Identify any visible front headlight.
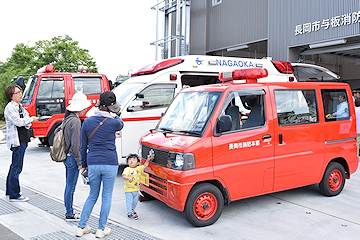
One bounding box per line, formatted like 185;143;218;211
168;153;195;170
138;142;142;159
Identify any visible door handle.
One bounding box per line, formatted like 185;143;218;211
262;135;271;139
279;134;283;144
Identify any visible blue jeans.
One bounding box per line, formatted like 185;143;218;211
78;165;118;230
63;156;79;216
125;191;139;213
6;143;27;199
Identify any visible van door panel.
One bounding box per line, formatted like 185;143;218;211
271;87;325;191
212;88;275;200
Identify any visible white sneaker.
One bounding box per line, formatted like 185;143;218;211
95;227;111;238
9;195;29;202
76;225;91;237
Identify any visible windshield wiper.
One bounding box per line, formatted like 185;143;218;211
160;127;173;136
177;130;200;136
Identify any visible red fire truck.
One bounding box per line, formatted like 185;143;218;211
16;65;111;146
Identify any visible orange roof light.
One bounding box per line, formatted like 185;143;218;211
37;65;55;73
219;68;268;83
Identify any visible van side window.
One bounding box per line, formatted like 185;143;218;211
128;84;176;111
275;89;318;125
36;79;65;116
74;77;101;95
321;89;350;121
37;79;65;99
219;91;265;133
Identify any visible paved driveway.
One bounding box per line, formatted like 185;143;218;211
0;139;359;239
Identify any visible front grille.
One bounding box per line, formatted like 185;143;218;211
142;145;169;196
147;173;168;196
142;145;169;167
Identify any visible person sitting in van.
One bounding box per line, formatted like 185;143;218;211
329;93;349;119
242;95;264;129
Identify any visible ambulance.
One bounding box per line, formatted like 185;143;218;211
138;68;358;227
18;65;111;146
109;55;295;164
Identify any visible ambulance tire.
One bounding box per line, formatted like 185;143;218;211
319;162;346;197
184;183;224;227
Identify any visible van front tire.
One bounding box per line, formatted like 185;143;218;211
184;183;224;227
319;162;345;197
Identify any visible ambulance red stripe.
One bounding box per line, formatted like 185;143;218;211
122;117;161;122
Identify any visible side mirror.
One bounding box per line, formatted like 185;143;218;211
127;100;144;112
108;80;114;90
216;115;232;133
135;93;144;99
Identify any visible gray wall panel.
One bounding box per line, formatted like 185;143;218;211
206;0;268;52
190;0;207;54
269;0;360;60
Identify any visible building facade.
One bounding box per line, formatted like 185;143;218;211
187;0;360;88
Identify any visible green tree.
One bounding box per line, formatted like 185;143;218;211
0;35;98;117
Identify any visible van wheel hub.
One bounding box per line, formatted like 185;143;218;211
193;192;218;220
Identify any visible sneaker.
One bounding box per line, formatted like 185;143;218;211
9;195;29;202
95;227;111;238
76;226;91;237
127;212;138;220
132;210;138;218
65;211;80;222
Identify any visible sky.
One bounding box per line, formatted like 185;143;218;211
0;0;159;81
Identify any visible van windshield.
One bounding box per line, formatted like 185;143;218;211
22;76;37;105
158;91;221;136
113;82;144;105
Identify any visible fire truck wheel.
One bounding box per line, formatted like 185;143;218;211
38;137;49;146
184;183;224;227
319;162;346;197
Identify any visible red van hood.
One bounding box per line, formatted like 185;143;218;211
140;131;199;152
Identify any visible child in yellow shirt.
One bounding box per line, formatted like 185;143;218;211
122;153;150;219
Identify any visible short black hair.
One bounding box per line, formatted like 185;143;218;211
126;153;140;164
353;89;360;94
4;84;21;102
355;98;360;107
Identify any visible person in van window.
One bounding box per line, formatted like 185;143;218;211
62;92;91;221
4;84;39;202
76;91;124;238
242;95;264;129
330;94;349;119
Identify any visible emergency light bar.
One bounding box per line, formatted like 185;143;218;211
132;58;184;76
78;65;88;73
37;65;55;73
219;68;268;83
271;61;294;74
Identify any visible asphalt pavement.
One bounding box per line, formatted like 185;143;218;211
0;135;360;240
